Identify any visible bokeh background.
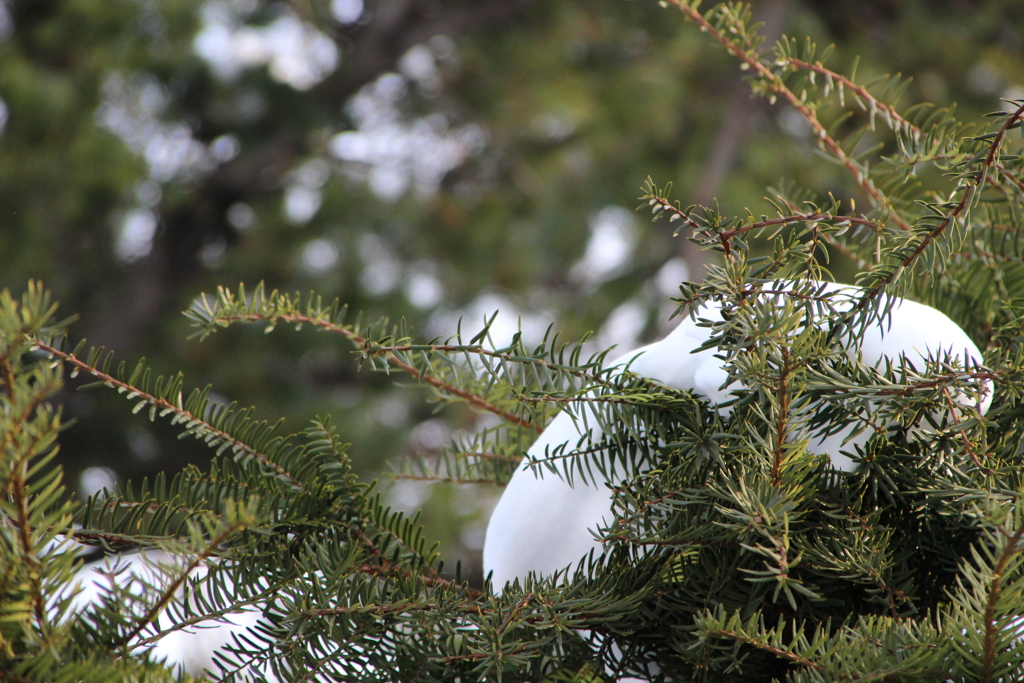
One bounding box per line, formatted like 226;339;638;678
2;0;1022;583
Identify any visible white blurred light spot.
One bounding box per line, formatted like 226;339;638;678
290;158;331;188
0;97;8;137
387;479;431;515
300;238;340;274
375;393;410;428
80;467;117;498
127;426;160;463
399;44;441;95
330;0;363;24
405;270;443;309
227;202;257;231
283;185;322;224
134;179;162;208
328;62;486;202
209;134;241;163
199;238;227;269
96;74;212;181
194;5;339;90
595;298;648;353
569;205;638;287
655;258;690;297
532;112;576;143
460;522;487;550
0;1;12;43
115;209;158;263
966;62;1002;96
411;418;450;451
358;234;402;295
368;164;409;202
777;108;812;139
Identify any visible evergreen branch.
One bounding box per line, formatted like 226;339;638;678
856;101;1024;306
306;602;486;618
454;450;524;463
131;591;273;648
771;347;792;486
720;212;882;241
940;386;990;473
515;391;678;415
665;0;911;231
981;524;1024;683
0;672;39;683
355;563;483;600
117;524;243;649
0;355;16;401
772;196;871;268
217;311;542;433
0;373;61;635
70;530;172;550
8;440;45;631
0;374;53;476
647;187;880;260
29;338;303;489
702;626;823;671
389;473;506;486
780;57;923;140
366;342;606;382
352;507;447;585
957;249;1024;263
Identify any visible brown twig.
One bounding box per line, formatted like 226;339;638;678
217;312;542;433
664;0;911;231
29;338;303;489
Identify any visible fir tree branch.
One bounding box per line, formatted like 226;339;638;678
215;311;542;433
0;672;39;683
940;386;990;473
0;373;59;636
8;444;45;632
117;524;244;650
981;524;1024;683
306;602;486;618
29;338;304;489
0;356;16;402
646;191;881;260
780;57;923;140
771;347;792;486
856;101;1024;306
702;627;823;671
356;562;483;600
665;0;911;231
390;473;506;486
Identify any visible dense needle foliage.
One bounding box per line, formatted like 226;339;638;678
4;2;1024;681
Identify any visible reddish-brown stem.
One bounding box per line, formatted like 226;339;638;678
217;312;542;433
665;0;911;231
771;347;791;486
30;338;304;489
118;525;240;649
981;524;1024;683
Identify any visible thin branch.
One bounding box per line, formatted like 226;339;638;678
781;57;923;140
216;312;542;433
772;347;791;486
389;473;506;486
856;101;1024;304
702;628;823;671
665;0;911;231
118;525;242;649
29;338;303;489
981;524;1024;683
